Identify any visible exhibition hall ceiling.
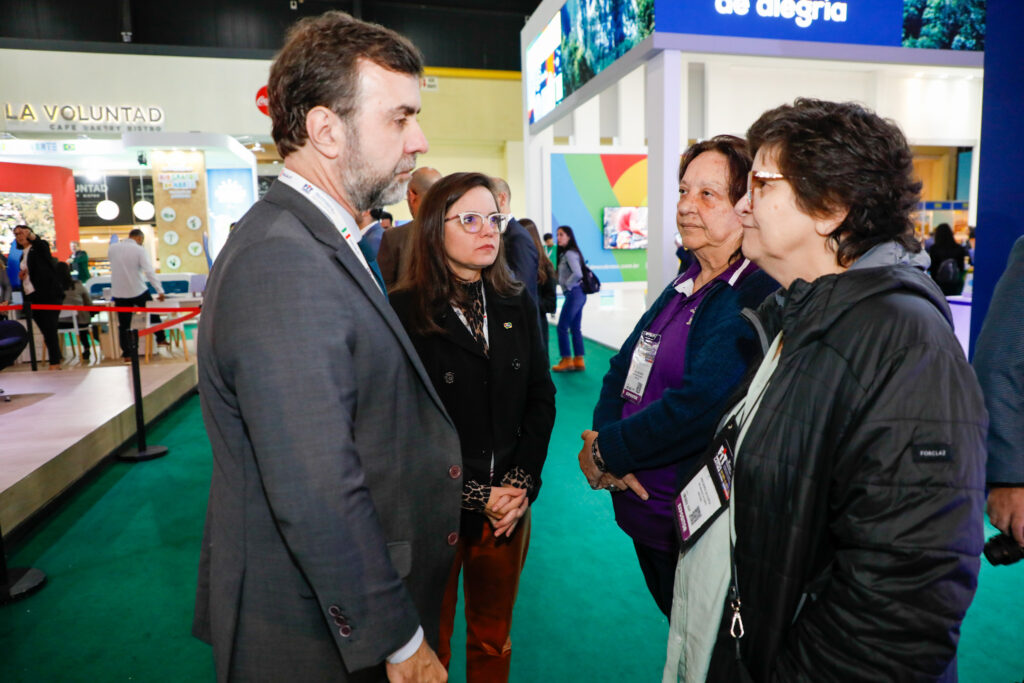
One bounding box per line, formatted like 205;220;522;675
0;0;543;71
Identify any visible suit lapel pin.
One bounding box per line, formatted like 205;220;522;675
503;322;512;329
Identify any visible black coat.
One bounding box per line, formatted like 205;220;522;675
706;264;986;682
23;238;64;304
391;284;556;537
502;218;539;307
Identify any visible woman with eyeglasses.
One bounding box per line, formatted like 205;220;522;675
390;172;555;682
577;135;777;619
663;99;986;682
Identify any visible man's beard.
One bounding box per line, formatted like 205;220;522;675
340;127;415;213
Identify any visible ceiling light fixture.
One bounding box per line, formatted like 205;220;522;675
96;174;120;221
133;167;155;221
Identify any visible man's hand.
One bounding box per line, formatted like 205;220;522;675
156;293;166;302
577;430;602;488
987;487;1024;546
386;639;447;683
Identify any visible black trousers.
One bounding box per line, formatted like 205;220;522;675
633;540;679;618
26;295;61;366
57;321;98;357
114;291;166;357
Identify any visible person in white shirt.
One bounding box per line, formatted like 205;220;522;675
107;229;167;360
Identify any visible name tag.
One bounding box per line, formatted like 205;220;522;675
621;331;661;403
674;419;737;551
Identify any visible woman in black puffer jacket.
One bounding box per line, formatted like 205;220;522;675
663;99;987;683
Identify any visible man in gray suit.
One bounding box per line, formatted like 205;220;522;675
194;11;461;682
376;166;441;288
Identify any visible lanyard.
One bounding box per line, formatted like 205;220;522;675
277;169;376;285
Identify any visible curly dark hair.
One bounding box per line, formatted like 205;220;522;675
268;11;423;157
678;134;752;205
393;172;522;335
746;98;922;266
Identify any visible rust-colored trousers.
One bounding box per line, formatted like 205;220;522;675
438;510;531;682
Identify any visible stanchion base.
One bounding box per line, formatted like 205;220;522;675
1;567;47;605
118;445;169;462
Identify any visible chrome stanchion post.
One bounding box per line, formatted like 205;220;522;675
118;329;168;462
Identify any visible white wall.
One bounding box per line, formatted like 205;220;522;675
875;71;983;145
705;60;876;137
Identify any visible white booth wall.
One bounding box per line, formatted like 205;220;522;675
534;55;983;351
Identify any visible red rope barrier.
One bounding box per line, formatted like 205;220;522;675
138;308;201;337
0;303;201;337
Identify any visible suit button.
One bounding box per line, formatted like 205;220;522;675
444;371;455;384
447;532;459;546
449;465;462;479
334;616;348;627
512;358;521;370
328;606;342;617
339;625;353;638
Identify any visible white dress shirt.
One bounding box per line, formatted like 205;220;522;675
107;239;165;298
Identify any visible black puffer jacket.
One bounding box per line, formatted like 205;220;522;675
706;263;987;682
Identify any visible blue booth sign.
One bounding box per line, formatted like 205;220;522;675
654;0;983;51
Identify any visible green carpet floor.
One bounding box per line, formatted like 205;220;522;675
2;328;1021;681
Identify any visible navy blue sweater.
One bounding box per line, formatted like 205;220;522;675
592;265;778;477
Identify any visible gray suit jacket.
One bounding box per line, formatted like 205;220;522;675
194;180;462;682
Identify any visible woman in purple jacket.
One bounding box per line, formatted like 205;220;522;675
576;136;777;616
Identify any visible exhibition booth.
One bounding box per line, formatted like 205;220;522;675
520;0;985;352
0;133;256;276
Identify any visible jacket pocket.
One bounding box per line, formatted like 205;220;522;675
387;541;413;579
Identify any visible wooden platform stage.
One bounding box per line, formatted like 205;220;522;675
0;358;198;537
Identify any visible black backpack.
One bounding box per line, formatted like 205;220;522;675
580;262;601;294
934;257;963;295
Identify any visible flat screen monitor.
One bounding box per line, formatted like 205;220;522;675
526;13;565;125
0;191;55;252
603;206;647;250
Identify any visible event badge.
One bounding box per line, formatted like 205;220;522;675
621;331;661;403
674;418;737;551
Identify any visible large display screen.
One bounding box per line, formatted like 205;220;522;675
0;192;55;251
655;0;984;51
526;0;655;125
603;206;648;249
526;14;565;124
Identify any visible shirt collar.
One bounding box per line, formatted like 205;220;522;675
673;257;753;295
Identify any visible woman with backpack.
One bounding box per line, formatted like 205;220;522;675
927;223;970;295
553;225;587;372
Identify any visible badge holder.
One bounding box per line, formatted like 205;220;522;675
673;418;737;551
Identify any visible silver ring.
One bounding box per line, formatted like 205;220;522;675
606;484;617;491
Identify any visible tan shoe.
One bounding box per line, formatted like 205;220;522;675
551;357;575;372
573;356;585;371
